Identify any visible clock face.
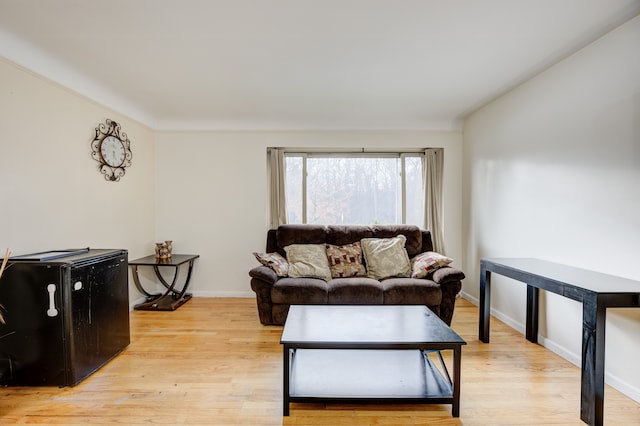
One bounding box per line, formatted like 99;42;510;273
100;136;126;167
90;119;132;181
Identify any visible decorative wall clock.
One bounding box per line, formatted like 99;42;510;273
90;119;133;181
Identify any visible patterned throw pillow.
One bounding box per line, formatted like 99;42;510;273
284;244;332;281
411;251;453;278
325;242;366;278
253;252;289;276
360;235;411;280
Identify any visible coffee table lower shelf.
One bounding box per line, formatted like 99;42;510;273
286;349;454;413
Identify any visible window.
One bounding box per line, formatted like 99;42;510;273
283;152;424;226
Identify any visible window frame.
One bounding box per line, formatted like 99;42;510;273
283;149;425;226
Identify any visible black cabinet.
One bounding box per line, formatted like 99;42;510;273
0;249;130;386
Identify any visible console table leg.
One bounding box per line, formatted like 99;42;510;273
283;345;291;416
525;286;539;343
580;297;606;426
479;264;491;342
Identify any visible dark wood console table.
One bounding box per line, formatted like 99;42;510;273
479;257;640;426
130;254;199;311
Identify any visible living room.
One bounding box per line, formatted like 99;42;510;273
1;1;639;424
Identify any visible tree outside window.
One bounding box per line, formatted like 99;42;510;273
284;153;424;226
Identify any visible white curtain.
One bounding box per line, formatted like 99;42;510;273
267;147;287;229
423;148;446;254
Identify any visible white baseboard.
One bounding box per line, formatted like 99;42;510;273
458;291;640;404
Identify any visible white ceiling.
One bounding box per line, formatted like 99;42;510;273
1;0;639;131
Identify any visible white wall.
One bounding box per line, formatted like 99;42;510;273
0;53;465;306
0;57;156;305
463;15;640;401
154;131;463;297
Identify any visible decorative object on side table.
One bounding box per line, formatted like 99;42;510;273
154;240;173;259
90;118;133;182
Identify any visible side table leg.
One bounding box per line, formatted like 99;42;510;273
580;297;606;426
153;265;179;291
131;265;157;298
154;261;195;300
177;259;196;300
479;263;491;342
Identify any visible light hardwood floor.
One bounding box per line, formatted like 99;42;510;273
0;298;638;425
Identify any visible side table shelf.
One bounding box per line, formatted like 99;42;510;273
129;254;199;311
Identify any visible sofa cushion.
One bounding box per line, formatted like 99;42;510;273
272;277;328;304
361;235;412;280
326;225;374;246
411;251;453;278
420;230;435;253
381;278;442;306
326;242;367;278
253;252;289;276
327;278;383;304
284;244;332;281
277;224;327;249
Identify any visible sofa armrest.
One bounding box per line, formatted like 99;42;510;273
249;266;279;325
249;265;278;284
430;266;464;326
431;266;465;284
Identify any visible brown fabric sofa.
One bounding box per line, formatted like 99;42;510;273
249;224;465;326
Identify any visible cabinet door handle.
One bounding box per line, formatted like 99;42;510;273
47;284;59;317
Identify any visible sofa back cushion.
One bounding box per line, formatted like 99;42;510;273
269;224;428;258
326;225;374;246
420;230;435;253
275;224;327;256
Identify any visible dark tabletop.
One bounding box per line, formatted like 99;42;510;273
483;258;640;294
129;254;199;266
281;305;465;346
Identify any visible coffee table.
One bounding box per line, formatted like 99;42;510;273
280;305;466;416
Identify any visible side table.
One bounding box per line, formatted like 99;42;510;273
129;254;199;311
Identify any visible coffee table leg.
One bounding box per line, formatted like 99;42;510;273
283;345;290;416
452;346;462;417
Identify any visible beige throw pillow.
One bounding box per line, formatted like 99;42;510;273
284;244;332;281
361;235;411;280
